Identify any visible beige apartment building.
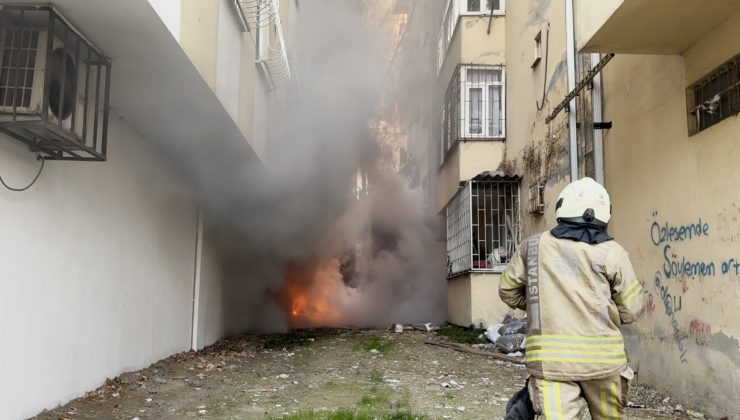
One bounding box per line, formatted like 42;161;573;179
403;0;739;417
0;1;295;418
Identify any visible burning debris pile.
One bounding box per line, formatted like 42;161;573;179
276;175;447;330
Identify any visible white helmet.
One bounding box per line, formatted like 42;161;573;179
555;177;611;225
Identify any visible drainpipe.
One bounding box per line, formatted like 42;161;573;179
190;209;204;351
591;52;605;185
565;0;578;181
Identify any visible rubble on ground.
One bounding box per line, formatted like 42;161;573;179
485;315;527;356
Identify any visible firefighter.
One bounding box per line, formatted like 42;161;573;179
500;177;645;420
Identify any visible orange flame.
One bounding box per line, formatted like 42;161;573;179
281;259;346;328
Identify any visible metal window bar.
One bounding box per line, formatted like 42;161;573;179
441;64;505;162
689;53;740;134
0;5;112;161
470;179;519;272
446;182;472;276
446;178;520;277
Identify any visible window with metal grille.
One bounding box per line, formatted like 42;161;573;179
446;173;520;277
688;53;740;135
441;64;505;163
0;29;39;109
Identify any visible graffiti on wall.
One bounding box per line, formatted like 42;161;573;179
644;211;739;364
653;271;687;363
650;213;740;279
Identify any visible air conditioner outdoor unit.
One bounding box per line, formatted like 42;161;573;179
0;5;111;161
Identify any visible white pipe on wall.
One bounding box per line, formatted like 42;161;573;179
565;0;578;181
190;210;204;351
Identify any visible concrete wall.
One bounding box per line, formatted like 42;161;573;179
600;12;740;418
177;0;274;161
436;11;507;211
148;0;182;42
574;0;622;51
437;141;505;211
180;0;220;90
504;0;571;239
216;0;244;122
447;273;519;327
0;118;200;420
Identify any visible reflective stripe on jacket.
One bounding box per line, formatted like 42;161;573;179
499;231;645;381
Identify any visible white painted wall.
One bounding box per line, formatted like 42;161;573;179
148;0;182;42
217;0;244;121
0;116;199;420
195;227;226;349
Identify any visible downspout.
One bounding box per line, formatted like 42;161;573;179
190;209;204;351
565;0;578;181
591;52;605;185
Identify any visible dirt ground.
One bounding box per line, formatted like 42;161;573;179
35;330;706;420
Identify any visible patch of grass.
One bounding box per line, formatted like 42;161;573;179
434;325;486;344
354;335;394;354
269;409;427;420
369;370;384;384
442;392;455;400
359;391;390;407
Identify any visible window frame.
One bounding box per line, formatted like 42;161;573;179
460;0;506;16
687;52;740;136
461;66;505;139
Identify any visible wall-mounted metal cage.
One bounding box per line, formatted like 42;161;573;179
446;171;520;277
0;4;111;161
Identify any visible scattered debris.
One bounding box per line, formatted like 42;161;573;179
424;340;524;364
495;333;526;353
394;324;404;333
277;374;290;379
410;323;435;332
686;410;705;419
498;320;527;336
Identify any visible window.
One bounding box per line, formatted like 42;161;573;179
437;0;505;72
532;30;542;68
463;0;504;14
688;53;740;135
441;64;505;161
446;174;520;277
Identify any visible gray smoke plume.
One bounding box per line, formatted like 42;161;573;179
203;0;446;333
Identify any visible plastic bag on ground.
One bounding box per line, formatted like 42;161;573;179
485;324;502;343
495;333;526;353
498;320;527;336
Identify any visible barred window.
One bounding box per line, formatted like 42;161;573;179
446;173;520;277
441;64;505;163
688;53;740;135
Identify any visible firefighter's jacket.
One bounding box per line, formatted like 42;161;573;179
499;231;645;381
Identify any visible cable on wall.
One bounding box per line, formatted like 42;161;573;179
0;156;45;192
536;22;550;111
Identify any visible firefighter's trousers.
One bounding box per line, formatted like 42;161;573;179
528;370;632;420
